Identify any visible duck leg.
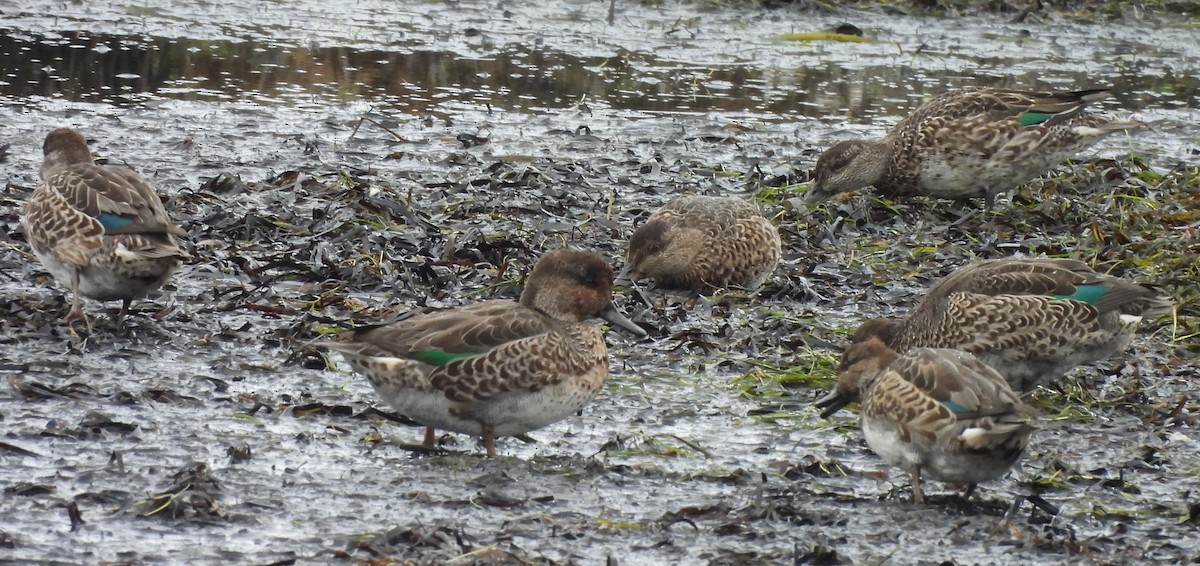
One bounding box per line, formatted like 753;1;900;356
483;426;497;457
422;426;437;449
110;298;133;334
62;270;86;323
910;468;925;504
63;270;93;334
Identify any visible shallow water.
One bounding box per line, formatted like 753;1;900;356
2;1;1198;564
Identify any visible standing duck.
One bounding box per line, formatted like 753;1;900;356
805;87;1143;207
325;248;647;457
22;128;188;326
849;258;1173;391
622;195;781;293
816;337;1036;503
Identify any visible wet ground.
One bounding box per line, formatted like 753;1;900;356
2;1;1199;564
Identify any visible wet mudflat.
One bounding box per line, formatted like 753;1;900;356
1;1;1198;564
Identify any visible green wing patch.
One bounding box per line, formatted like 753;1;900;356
942;400;970;414
412;350;478;366
1054;284;1107;305
1018;111;1052;127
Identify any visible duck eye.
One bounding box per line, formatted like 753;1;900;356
821;142;862;174
571;263;605;287
829;153;854;173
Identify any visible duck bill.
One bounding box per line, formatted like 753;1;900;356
813;389;851;419
802;186;828;203
599;303;648;338
614;264;635;286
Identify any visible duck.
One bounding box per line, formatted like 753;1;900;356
22;128;189;326
622;195;781;293
849;258;1173;391
805;87;1144;207
324;247;647;457
816;336;1036;503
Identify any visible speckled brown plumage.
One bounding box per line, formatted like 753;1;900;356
325;248;647;457
852;258;1173;391
624;195;781;292
816;337;1035;503
806;88;1143;206
22;128;188;326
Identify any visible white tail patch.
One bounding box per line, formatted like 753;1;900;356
1119;314;1143;325
113;243;139;261
959;427;988;447
350;355;411;374
375;357;411;372
1071;126;1107;137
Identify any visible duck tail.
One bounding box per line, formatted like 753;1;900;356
1066;88;1112;104
1135;285;1175;319
1094;119;1148;132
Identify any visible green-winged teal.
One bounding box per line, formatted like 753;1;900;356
325;248;647;457
850;258;1172;391
806;87;1143;207
22;128;188;326
816;336;1035;503
622;195;781;292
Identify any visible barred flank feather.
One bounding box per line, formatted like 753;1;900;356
819;337;1034;503
323;248;646;458
623;195;781;293
852;258;1173;391
22;128;187;325
807;87;1144;207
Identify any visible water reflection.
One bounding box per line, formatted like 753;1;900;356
1;29;1196;119
0;29;791;114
